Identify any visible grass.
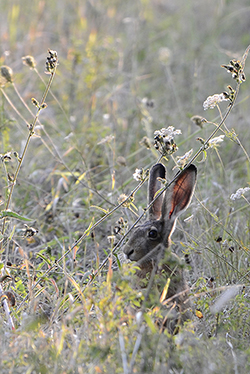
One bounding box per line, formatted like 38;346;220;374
1;0;250;373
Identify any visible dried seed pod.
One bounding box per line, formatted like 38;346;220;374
22;55;36;69
0;65;13;84
45;49;58;74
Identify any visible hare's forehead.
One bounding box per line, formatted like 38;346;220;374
132;221;162;234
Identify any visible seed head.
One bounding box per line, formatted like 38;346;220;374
45;49;58;74
139;136;151;149
23;224;38;238
158;47;172;66
31;98;39;107
40;103;48;109
0;65;13;84
153;126;181;156
22;55;36;69
190;115;207;128
221;59;246;83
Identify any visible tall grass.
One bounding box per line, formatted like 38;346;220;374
1;1;250;373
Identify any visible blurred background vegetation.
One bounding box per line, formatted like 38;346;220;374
1;0;250;373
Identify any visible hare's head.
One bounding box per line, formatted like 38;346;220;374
123;163;197;273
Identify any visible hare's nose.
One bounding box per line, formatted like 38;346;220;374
126;249;134;259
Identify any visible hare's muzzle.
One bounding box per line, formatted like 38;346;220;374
124;248;134;260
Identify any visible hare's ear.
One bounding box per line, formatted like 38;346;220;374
148;163;166;220
161;164;197;222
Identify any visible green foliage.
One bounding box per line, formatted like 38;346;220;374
1;0;250;373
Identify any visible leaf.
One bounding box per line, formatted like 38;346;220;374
83;217;95;237
160;278;170;303
106;257;113;284
36;253;52;267
198;150;207;163
111;171;115;190
90;205;108;214
195;309;203;319
113;253;121;268
144;313;157;333
75;171;86;185
8;225;16;241
0;274;12;283
0;210;33;222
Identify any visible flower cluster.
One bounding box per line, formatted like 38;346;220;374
203;93;229;110
230;187;250;201
112;217;127;236
0;152;12;162
117;193;134;208
221;59;246;84
154;126;181;156
133;167;149;182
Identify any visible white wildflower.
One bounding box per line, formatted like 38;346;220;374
203;93;229;110
0;151;12;162
230;187;250;201
158;47;172;65
208;135;225;148
141;97;154;108
117;193;128;205
176;149;193;167
133;168;143;182
133;167;148;182
154;126;181;155
103;113;110;121
154;126;182;140
107;235;116;243
97;135;115;145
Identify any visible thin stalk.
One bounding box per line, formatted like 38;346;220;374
16;176;148;311
16;47;250;315
14;83;243;312
0;88;28;133
12;72;114;206
187;82;240;167
1;71;56;239
0;52;59;329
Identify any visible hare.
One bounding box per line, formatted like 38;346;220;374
123;163;197;332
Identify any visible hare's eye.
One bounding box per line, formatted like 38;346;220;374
148;228;158;239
